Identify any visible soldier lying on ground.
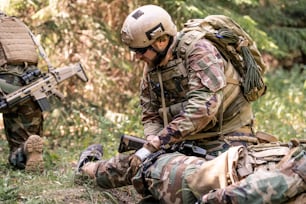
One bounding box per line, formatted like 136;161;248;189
75;139;305;203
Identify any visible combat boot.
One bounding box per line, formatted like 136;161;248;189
24;135;44;172
75;144;103;184
76;144;103;173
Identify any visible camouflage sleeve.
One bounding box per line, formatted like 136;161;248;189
140;67;164;137
158;39;226;145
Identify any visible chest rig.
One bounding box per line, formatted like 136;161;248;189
147;33;253;137
147;58;189;107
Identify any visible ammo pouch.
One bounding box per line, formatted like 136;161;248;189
247;143;290;172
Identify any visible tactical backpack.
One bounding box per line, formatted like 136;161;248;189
177;15;267;102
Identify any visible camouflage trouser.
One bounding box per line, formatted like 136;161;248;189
94;145;306;204
0;71;43;169
93;127;255;191
94;152;203;203
199;149;306;204
95;153;133;188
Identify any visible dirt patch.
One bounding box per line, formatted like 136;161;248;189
42;185;142;204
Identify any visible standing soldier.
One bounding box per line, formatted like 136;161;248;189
0;11;44;172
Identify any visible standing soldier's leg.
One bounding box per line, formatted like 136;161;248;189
4;99;44;171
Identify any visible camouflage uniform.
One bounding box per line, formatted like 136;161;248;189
141;37;254;151
80;13;265;203
76;5;305;202
0;12;44;169
82;36;287;198
89;143;306;204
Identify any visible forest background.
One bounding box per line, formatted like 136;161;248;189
0;0;305;203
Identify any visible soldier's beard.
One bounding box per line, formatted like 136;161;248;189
152;37;174;67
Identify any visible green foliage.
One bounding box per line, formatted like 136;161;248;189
0;64;303;203
253;65;305;141
3;0;304;116
244;0;306;58
151;0;276;55
0;131;140;203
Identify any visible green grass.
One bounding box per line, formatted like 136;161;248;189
0;66;305;203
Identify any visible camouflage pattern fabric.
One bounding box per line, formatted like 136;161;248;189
199;170;305;204
140;37;253;146
95;153;133;189
93;128;254;195
133;152;204;203
0;69;43;169
92;145;305;204
93;152;201;203
141;39;226;141
199;149;306;204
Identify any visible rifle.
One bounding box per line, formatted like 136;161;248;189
118;134;214;160
0;63;88;112
118;134;147;153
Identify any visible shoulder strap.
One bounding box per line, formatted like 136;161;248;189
175;29;206;63
157;70;168;127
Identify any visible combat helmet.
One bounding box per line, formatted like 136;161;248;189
121;5;177;50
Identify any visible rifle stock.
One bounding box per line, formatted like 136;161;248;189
118;134;214;160
118;134;146;153
0;63;88;112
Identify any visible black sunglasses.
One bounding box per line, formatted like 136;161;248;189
129;46;152;54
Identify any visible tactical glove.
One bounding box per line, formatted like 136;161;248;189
129;142;159;176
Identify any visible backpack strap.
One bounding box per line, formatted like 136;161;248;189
175;29;207;65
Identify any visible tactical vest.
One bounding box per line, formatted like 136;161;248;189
147;37;253;137
0;15;38;67
148;58;188;107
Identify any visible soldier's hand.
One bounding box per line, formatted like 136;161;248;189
129;142;158;176
146;135;161;150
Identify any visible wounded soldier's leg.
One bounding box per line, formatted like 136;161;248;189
132;152;207;203
95;153;134;188
199;149;306;204
76;144;134;189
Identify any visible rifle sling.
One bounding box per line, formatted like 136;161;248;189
157;70;168;127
